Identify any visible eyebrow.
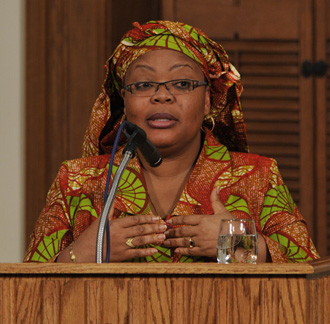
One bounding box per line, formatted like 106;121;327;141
132;63;194;72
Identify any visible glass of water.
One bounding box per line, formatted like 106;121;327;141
217;218;258;264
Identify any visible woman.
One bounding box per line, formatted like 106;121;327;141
24;20;319;263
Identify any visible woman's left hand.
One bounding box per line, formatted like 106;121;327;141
163;187;233;258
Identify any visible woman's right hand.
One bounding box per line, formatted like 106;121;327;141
56;214;167;263
109;215;167;262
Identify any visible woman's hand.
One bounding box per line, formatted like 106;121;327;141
57;212;167;263
109;215;167;262
163;187;232;258
163;188;269;262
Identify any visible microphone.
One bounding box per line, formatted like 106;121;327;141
124;121;162;167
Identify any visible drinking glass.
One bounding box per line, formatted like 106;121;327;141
217;218;258;264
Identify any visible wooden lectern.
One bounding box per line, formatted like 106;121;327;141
0;258;329;323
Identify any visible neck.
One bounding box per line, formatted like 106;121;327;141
138;135;202;179
140;150;198;218
138;134;204;218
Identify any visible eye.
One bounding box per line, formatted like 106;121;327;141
134;82;153;91
172;80;193;90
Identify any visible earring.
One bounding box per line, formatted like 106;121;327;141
202;115;215;132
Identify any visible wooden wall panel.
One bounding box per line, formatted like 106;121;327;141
25;0;109;248
25;1;49;250
314;0;330;256
162;0;299;40
64;1;110;160
299;0;316;252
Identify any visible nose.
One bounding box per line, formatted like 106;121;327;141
151;84;174;103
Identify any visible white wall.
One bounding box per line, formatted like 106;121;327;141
0;0;25;262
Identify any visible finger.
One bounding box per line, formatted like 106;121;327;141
107;203;116;218
163;237;195;248
120;214;164;228
126;247;159;259
210;187;231;215
173;247;198;256
126;233;166;248
128;223;167;239
166;214;201;227
164;225;195;238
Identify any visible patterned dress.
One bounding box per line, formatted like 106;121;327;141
24;133;319;263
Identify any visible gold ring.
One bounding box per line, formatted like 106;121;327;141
126;238;136;248
189;238;195;248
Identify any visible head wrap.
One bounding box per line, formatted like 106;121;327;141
82;20;248;157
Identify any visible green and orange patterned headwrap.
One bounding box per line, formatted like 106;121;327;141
82;20;248;157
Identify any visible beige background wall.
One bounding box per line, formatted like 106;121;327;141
0;0;24;262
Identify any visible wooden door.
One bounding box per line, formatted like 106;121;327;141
160;0;328;255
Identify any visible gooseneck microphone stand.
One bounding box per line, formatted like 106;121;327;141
95;136;137;264
95;122;162;263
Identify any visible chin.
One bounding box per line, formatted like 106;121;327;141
148;137;177;152
152;140;176;150
145;131;176;146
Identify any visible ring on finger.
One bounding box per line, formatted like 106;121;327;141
126;237;136;248
189;238;195;248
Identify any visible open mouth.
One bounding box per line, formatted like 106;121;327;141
147;113;178;128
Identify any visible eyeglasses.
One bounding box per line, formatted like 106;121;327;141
123;79;208;96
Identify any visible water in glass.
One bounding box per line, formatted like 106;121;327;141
217;219;258;264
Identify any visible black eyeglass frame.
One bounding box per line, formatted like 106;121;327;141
123;79;209;95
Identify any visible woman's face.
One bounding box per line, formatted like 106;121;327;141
121;49;210;157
